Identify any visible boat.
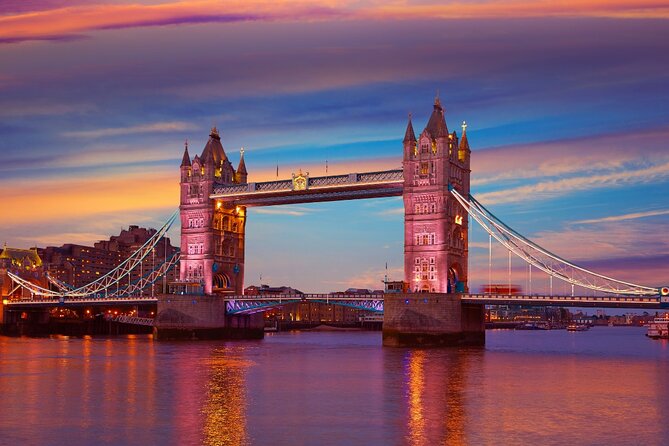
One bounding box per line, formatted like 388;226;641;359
567;323;590;331
516;321;551;330
646;317;669;339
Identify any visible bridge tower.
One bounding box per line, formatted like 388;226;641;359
385;97;481;347
179;128;246;295
402;97;471;293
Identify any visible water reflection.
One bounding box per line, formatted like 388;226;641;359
403;348;475;446
406;350;426;444
201;347;252;446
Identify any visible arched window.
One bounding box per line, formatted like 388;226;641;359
422;204;428;214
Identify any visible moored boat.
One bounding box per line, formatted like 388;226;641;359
567;323;590;332
646;317;669;339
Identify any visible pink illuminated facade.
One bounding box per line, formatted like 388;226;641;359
179;128;247;294
402;98;470;293
178;99;470;296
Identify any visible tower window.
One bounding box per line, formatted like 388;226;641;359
420;162;429;175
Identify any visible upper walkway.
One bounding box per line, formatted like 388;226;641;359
210;169;404;206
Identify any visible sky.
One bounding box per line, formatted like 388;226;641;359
1;0;668;293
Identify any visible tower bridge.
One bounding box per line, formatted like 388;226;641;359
3;97;667;343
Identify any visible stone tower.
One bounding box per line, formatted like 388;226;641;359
402;98;471;293
179;128;247;295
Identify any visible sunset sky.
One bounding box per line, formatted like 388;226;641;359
1;0;668;293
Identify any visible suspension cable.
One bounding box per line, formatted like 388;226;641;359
449;186;660;296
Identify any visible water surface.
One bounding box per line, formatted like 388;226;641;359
1;327;667;445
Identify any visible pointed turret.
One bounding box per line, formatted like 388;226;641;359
201;126;227;166
236;147;248;183
181;141;191;167
459;121;469;151
457;121;470;163
424;95;449;139
237;148;247;175
403;114;416;143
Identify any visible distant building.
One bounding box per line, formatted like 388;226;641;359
38;226;179;290
244;284;303;295
0;245;47;299
385;280;408;293
245;284;378;324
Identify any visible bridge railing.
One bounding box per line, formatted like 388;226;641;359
227;293;384;301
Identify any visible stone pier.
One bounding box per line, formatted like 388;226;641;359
382;293;485;347
0;305;52;336
153;294;264;340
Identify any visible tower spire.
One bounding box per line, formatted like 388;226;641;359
425;92;448;138
237;147;247;174
180;140;191;167
403;112;416;143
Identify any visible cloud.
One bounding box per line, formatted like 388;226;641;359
574;209;669;225
62;121;197;138
252;206;314;216
376;207;404;216
2;0;669;44
0;170;178;227
326;266;404;291
472;127;669;187
0;102;97;118
15;232;111;246
475;159;669;205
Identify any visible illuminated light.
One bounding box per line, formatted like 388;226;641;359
2;299;8;305
455;215;463;225
661;287;669;296
216;201;222;209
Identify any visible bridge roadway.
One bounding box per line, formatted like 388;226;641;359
6;293;667;310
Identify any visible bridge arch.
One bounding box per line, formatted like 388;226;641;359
214;273;231;290
448;263;463;293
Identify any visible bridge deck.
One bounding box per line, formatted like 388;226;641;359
210;169;403;206
462;293;667;309
5;293;665;309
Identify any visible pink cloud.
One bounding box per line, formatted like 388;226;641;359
2;0;668;44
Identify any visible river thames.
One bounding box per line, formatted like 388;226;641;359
1;327;667;445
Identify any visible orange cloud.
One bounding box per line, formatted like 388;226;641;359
0;0;345;43
0;171;179;225
0;156;401;228
2;0;668;43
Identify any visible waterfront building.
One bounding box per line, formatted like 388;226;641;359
38;226;179;289
244;284;378;325
0;245;47;299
